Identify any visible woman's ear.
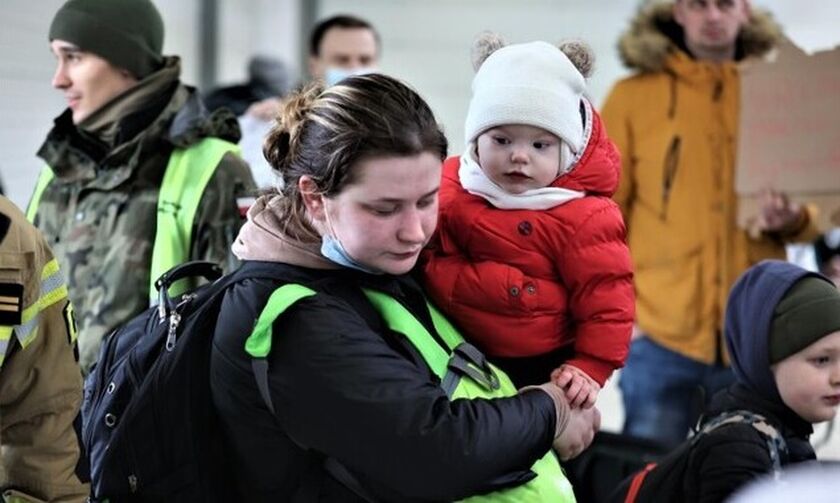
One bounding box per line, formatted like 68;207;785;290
299;175;326;222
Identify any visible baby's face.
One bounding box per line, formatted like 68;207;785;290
773;330;840;423
475;125;561;194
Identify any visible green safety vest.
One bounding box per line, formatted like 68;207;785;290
244;284;577;503
25;137;240;301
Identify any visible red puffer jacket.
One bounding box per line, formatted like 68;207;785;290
422;111;634;385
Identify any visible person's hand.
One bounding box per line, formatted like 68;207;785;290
551;364;601;409
757;189;805;234
518;382;600;461
245;97;283;121
553;404;600;461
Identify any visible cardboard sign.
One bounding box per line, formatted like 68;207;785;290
736;39;840;231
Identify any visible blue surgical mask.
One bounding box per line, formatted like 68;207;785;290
324;66;375;87
320;234;383;274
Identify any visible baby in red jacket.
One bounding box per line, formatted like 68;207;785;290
422;33;635;408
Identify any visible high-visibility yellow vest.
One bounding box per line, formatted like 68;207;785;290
25;138;240;301
245;284;577;502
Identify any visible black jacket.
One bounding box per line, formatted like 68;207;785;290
687;384;816;502
614;383;815;503
210;261;557;502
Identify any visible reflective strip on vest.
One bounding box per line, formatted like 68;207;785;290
26;166;55;223
15;258;69;349
25;138;240;302
0;258;70;369
150;138;240;300
0;326;12;368
248;285;577;503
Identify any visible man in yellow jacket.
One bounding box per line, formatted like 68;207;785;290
602;0;820;447
0;196;86;502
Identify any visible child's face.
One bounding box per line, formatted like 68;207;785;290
475;125;561;194
773;330;840;423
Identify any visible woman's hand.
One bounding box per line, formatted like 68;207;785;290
519;382;600;461
757;189;806;234
553;404;600;460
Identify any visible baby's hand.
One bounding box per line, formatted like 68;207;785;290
551;364;601;409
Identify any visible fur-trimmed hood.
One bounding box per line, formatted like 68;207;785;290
617;1;783;72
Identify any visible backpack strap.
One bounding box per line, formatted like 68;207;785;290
244;283;316;415
150;138;240;301
241;281;380;502
624;463;657;503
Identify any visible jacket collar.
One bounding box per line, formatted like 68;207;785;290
36;57;241;190
617;1;782;74
77;57;181;149
708;383;814;447
233;195;423;302
232;194;338;270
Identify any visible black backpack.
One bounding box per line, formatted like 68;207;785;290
81;261;291;502
609;410;788;503
563;431;670;503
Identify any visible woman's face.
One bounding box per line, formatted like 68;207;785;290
310;152;442;275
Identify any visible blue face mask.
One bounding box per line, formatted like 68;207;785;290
320;234;383;275
324;66;375;87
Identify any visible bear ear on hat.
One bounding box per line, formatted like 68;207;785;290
558;39;595;78
471;31;506;72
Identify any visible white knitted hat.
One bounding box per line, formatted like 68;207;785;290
464;39;589;154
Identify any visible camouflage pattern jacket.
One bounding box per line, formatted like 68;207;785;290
32;58;256;372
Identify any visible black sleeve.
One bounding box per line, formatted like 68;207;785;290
269;294;557;502
693;427;774;503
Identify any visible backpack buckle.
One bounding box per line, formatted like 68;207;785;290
449;342;501;391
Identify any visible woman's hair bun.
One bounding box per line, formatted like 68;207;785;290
263;82;323;173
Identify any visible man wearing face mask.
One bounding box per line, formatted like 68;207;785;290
237;15;379;191
246;14;380;122
239;15;381;190
307;15;380;86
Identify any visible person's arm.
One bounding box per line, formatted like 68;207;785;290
556;201;635;386
270;294;558;502
601;83;636;223
191;152;257;272
694;431;774;503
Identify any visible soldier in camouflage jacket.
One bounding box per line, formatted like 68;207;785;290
31;0;256;372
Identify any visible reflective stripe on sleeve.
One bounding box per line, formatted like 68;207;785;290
14;258;69;348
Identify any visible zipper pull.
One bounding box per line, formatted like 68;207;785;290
165;312;181;351
128;474;138;493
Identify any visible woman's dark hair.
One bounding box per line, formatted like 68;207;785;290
263;73;448;241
